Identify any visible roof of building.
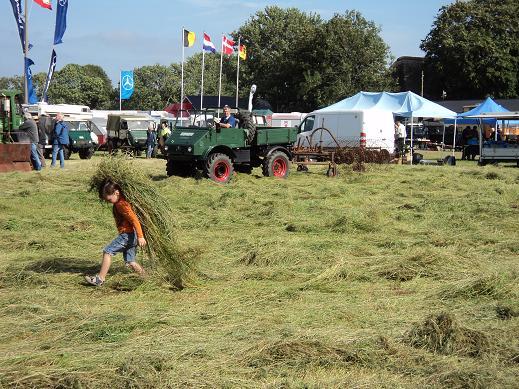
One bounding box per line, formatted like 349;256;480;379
186;95;248;110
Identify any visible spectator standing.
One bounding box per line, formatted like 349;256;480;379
19;112;41;171
146;123;157;159
51;113;69;168
159;121;171;153
394;121;406;156
36;114;49;167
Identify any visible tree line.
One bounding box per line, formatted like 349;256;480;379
1;2;517;111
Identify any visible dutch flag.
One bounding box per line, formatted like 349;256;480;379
203;33;216;53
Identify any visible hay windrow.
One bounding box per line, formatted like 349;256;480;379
89;156;197;288
404;313;491;358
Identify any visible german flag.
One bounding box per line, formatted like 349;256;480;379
239;44;247;60
183;29;195;48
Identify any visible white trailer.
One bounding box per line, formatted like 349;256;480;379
271;112;306;128
297;109;395;153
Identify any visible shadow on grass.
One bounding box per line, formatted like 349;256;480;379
150;174;168;181
24;257;99;274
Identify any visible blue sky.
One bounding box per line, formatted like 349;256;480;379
0;0;453;83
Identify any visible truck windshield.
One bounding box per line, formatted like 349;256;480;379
65;121;90;131
127;121;149;130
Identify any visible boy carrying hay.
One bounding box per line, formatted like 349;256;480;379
85;180;146;286
88;157;195;289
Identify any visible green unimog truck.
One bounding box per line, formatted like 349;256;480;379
23;103;99;160
165;110;299;183
0;90;24;142
106;113;154;155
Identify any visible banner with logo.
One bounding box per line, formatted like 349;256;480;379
25;58;38;104
42;49;57;102
9;0;26;51
120;71;134;100
54;0;68;45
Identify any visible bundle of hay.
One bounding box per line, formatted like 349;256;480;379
404;313;490;358
89;156;196;288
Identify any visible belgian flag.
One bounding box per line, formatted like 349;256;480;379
183;29;196;48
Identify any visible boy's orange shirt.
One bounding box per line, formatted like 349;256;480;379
113;198;144;238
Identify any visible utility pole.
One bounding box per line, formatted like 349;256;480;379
421;70;424;97
23;0;29;104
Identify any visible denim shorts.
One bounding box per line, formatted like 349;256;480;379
103;232;137;263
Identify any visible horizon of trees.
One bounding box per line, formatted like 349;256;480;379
2;2;517;110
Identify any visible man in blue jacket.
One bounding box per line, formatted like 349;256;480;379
51;113;69;168
218;105;236;128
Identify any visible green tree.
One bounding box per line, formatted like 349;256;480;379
234;7;322;111
48;64;114;108
234;6;394;111
122;64;179;111
421;0;519;99
0;76;23;91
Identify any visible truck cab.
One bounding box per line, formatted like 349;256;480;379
106;114;154;154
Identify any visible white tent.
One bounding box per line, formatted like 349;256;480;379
317;91;457;163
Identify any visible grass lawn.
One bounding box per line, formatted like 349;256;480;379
0;154;518;388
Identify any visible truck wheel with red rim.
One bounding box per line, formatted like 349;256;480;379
206;153;234;183
262;151;290;178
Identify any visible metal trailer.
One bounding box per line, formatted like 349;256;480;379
465;112;519;166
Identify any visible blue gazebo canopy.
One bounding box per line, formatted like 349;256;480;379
445;97;509;125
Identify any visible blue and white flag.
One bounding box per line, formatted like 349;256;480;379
42;49;57;103
120;71;134;100
54;0;68;45
9;0;26;51
203;33;216;53
25;58;38;104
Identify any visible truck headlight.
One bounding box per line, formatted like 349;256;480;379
187;147;192;152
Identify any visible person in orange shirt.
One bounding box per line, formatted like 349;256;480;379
85;180;146;286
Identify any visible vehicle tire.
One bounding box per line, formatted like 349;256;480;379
262;151;290;178
205;153;233;183
79;148;94;159
237;111;256;144
44;149;52;159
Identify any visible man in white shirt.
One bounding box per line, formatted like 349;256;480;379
395;121;406;156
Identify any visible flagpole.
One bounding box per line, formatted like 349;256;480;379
181;27;185;117
235;37;241;108
23;0;29;104
201;38;205;110
218;34;224;109
119;70;122;111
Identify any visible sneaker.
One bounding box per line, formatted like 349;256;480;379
84;274;104;286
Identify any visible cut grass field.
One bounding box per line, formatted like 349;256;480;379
0;152;518;388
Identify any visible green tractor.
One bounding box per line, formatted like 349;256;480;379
165;109;298;183
0;90;24;143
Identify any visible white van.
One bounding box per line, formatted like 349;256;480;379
297;109;395;153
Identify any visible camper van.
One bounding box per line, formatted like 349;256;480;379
297;109;395;153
